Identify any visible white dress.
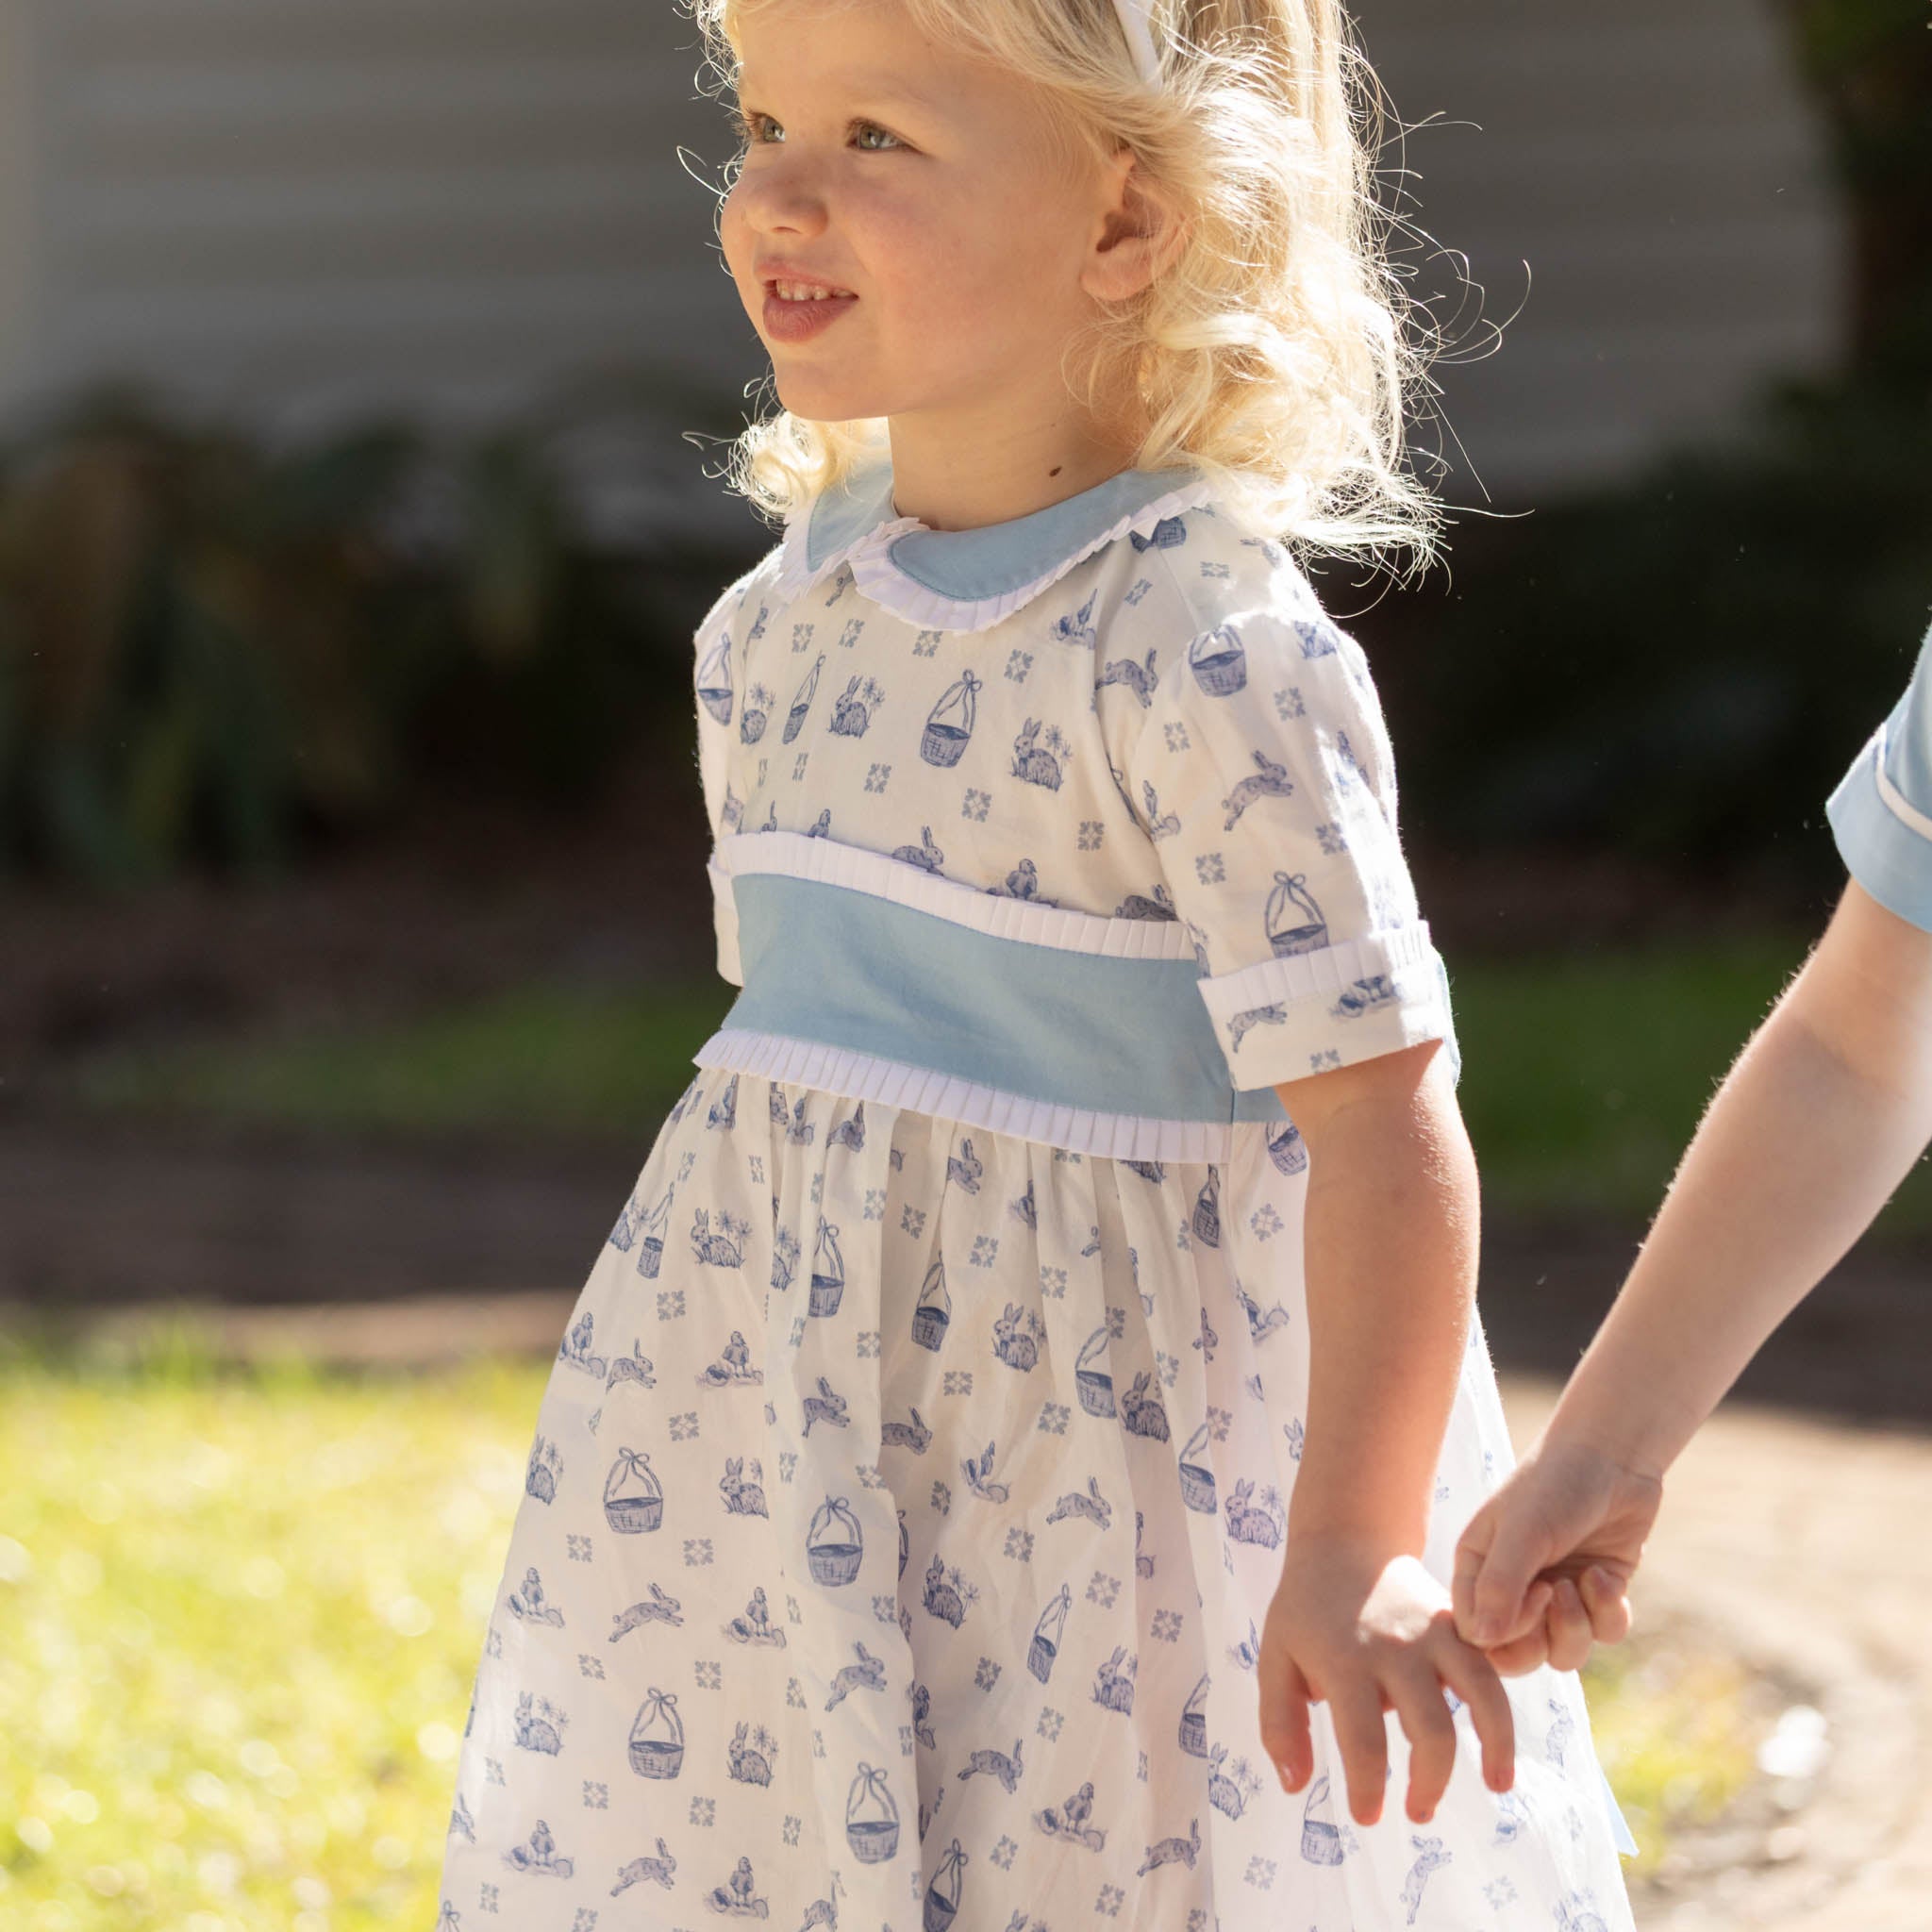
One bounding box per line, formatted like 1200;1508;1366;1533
436;457;1640;1932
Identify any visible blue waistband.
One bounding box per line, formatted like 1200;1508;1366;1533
720;872;1287;1127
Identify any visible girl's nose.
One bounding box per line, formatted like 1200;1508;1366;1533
746;187;830;237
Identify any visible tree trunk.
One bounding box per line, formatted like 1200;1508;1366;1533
1774;0;1932;380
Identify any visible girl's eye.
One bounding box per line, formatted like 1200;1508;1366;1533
735;111;903;153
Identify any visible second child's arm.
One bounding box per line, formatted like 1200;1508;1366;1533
1258;1038;1529;1825
1458;877;1932;1654
1554;877;1932;1475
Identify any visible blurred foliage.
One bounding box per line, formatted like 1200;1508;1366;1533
0;375;764;885
2;350;1925;895
1371;367;1932;893
1772;0;1932;372
0;1324;1758;1925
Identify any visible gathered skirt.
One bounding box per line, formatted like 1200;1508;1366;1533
435;1065;1637;1932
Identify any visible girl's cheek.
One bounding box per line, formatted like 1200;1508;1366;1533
716;196;751;275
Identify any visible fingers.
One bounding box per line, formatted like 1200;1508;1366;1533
1449;1504;1493;1640
1579;1562;1635;1644
1482;1622;1555;1677
1283;1625;1536;1827
1429;1638;1517;1796
1257;1645;1315;1793
1454;1505;1554;1649
1469;1574;1555;1674
1385;1663;1459;1824
1542;1574;1595;1673
1460;1574;1557;1676
1329;1681;1393;1826
1393;1624;1511;1818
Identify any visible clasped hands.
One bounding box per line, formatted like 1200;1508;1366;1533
1257;1436;1663;1826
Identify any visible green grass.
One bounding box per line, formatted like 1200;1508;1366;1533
0;1328;537;1930
58;932;1932;1229
0;1325;1757;1926
69;980;740;1145
1451;934;1932;1231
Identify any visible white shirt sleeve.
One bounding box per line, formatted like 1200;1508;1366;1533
1111;598;1458;1091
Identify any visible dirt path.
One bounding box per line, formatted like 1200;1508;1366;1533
1498;1373;1932;1931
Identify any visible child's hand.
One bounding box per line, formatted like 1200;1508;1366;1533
1258;1534;1519;1827
1451;1433;1662;1674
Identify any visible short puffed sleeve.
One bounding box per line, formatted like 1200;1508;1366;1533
692;569;764;987
1825;618;1932;934
1113;599;1458;1091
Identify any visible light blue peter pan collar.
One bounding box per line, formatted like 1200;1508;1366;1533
770;454;1220;635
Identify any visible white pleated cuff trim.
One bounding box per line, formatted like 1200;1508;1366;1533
691;1025;1247;1164
712;829;1199;959
766;476;1223;635
1197;923;1452;1087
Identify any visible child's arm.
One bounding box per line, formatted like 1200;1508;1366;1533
1259;1036;1533;1825
1455;875;1932;1657
1100;592;1521;1816
1279;1039;1477;1555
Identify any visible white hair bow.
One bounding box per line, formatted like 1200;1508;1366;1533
1111;0;1162;84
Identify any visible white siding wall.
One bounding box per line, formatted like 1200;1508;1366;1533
1360;2;1845;500
0;0;1847;512
0;1;41;392
5;0;756;440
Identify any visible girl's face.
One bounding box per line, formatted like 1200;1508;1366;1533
719;0;1138;441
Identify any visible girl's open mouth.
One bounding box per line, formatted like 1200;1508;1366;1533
762;285;859;345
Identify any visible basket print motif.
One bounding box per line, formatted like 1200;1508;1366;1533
436;474;1637;1932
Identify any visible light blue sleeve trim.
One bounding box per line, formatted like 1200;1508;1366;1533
1593;1754;1641;1857
1826;621;1932;931
1880;620;1932;811
1825;721;1932;934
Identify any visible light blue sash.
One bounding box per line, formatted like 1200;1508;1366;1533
720;872;1287;1127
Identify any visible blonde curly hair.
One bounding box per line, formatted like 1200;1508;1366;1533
686;0;1458;580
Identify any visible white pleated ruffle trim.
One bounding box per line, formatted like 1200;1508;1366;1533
712;828;1198;959
766;475;1223;635
1196;919;1445;1031
691;1024;1253;1164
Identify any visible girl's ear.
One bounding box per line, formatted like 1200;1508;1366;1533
1085;149;1187;303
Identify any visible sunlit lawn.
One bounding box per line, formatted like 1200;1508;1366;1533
0;1332;532;1931
0;1325;1764;1929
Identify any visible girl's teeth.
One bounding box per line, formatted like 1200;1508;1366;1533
776;282;851;302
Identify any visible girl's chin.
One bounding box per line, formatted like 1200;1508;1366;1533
772;376;888;421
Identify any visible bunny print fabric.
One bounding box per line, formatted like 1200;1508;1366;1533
437;458;1639;1932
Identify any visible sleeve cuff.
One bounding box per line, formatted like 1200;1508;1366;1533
1195;921;1460;1091
1825;722;1932;936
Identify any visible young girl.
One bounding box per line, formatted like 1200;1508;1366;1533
437;2;1638;1926
1452;614;1932;1690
